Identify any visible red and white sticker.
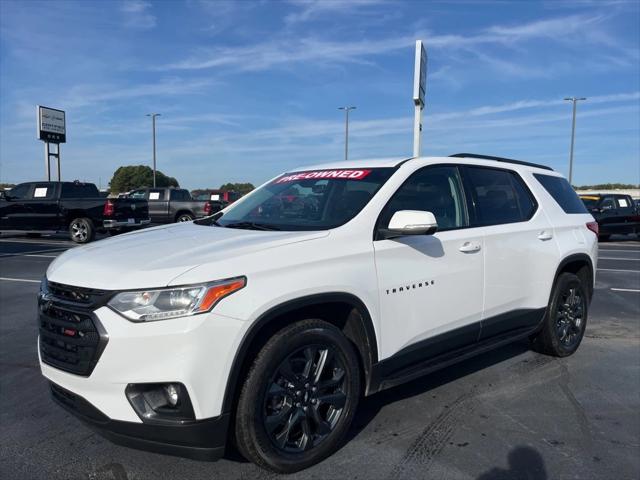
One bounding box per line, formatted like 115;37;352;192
275;169;372;184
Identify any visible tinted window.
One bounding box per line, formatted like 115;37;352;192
379;166;468;231
32;183;55;199
600;197;615;210
216;168;394;231
147;189;165;201
61;183;99;198
170;189;191;201
466;167;536;225
7;183;31;199
534;174;588;214
580;196;600;209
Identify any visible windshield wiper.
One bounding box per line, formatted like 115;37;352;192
224;221;280;231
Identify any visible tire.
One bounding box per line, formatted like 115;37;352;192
530;272;588;357
598;234;610;242
235;319;361;473
175;213;194;223
69;218;95;244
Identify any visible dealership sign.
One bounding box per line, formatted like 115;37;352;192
37;106;66;143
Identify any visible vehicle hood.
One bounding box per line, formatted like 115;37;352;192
46;223;329;290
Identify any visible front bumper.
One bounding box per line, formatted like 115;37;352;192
50;382;229;460
103;219;151;229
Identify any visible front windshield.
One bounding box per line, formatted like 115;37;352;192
216;168;394;231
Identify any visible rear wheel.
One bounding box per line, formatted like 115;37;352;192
176;213;194;222
531;272;588;357
69;218;95;243
235;319;361;473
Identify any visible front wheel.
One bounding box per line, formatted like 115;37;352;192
69;218;95;243
235;319;361;473
530;272;588;357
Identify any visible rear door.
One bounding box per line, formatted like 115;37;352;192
461;166;559;340
131;189;167;223
614;195;636;234
374;165;484;363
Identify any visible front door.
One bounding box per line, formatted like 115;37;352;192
373;165;483;364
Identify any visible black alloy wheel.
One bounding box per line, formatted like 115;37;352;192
235;319;361;473
554;285;585;349
263;344;347;453
530;272;588;357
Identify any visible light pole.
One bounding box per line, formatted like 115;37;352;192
338;106;356;161
146;113;161;187
564;97;586;185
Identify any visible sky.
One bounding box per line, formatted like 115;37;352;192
0;0;639;190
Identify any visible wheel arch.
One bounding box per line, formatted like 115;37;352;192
554;253;594;301
221;292;379;415
174;210;195;221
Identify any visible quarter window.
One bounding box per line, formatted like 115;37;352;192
465;167;536;226
534;174;588;214
379;166;469;232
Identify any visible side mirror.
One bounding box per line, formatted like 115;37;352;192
380;210;438;239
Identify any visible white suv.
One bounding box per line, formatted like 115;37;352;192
38;154;598;472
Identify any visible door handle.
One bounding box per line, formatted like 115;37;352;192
459;241;481;253
537;231;553;241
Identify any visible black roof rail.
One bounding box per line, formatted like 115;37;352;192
449;153;553;171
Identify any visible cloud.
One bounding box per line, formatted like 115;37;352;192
284;0;386;25
121;0;157;29
156;12;626;74
59;78;215;109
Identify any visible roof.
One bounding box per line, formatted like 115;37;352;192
293;157;411;171
292;154;554;173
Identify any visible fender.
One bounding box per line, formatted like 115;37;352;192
220;292;379;414
554;253;595;300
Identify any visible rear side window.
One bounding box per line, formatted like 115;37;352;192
465;167;537;226
61;183;99;198
534;174;588;214
170;190;191;201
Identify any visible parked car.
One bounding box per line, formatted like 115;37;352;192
0;181;149;243
579;193;640;240
126;187;220;224
39;154;597;472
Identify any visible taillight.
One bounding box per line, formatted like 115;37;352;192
586;221;599;236
204;202;212;216
103;200;115;217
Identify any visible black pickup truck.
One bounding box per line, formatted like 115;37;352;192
127;187;220;224
580;193;640;240
0;181;150;243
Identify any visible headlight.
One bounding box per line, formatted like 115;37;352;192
107;277;246;322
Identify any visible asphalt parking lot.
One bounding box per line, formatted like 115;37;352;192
0;233;638;480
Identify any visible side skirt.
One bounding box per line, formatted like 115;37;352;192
368;307;545;394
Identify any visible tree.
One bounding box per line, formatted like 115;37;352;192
574;183;639;190
109;165;179;194
219;182;255;194
0;183;16;190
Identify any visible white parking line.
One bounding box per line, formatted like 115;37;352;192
0;249;67;258
598;257;640;261
611;288;640;293
597;268;640;273
0;277;40;283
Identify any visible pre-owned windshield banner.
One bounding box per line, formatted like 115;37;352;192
275;169;372;183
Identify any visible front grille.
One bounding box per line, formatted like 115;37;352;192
39;281;110;376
